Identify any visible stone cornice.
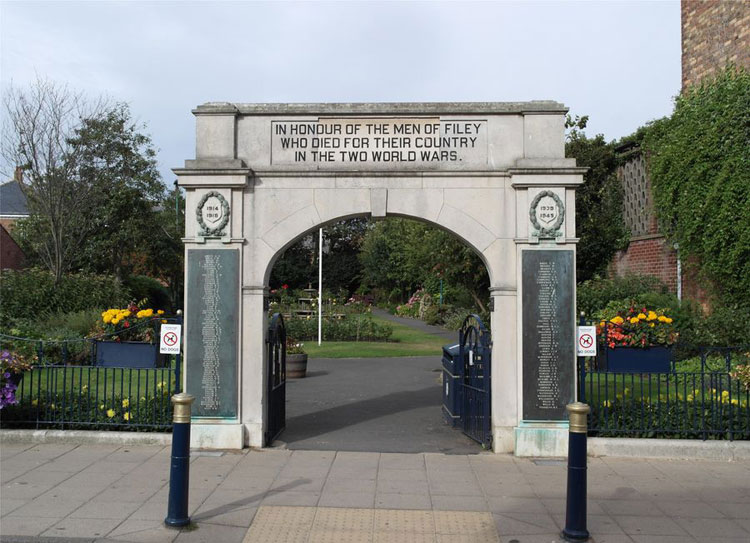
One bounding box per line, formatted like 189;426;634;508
193;101;568;116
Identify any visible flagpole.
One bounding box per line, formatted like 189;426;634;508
318;227;323;346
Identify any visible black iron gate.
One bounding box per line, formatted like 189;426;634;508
459;314;492;447
265;313;286;446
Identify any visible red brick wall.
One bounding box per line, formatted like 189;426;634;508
610;236;679;292
682;0;750;89
0;224;25;270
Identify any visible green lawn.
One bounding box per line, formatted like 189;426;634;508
303;314;450;358
16;365;178;398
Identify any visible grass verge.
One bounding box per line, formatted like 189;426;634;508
303;314;448;358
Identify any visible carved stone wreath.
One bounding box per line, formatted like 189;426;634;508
196;191;230;237
529;190;565;238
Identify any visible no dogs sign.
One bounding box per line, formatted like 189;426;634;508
576;326;597;357
160;324;182;355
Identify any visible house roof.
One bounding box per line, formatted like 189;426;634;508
0;181;29;216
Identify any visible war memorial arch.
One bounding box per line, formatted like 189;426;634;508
174;102;585;456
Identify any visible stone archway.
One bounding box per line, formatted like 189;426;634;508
175;102;584;456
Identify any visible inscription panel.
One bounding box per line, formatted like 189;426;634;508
186;249;239;418
271;117;488;169
522;250;575;420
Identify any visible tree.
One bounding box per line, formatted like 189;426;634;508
67;104;164;278
565;116;629;282
359;218;490;311
1;78;108;280
270;219;368;295
642;65;750;308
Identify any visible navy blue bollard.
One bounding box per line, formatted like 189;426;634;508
165;393;194;528
562;402;591;542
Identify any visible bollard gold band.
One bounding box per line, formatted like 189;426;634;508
566;402;590;434
171;393;195;424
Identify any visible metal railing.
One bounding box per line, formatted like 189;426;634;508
0;317;182;431
579;346;750;440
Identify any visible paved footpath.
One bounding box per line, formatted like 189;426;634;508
2;442;750;542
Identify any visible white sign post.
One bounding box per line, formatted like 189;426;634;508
576;326;597;357
160;324;182;355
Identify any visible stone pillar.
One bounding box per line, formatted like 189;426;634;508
490;285;518;453
241;285;267;447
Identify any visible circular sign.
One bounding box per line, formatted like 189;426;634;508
163;332;179;347
579;334;594;349
196;190;230;237
529;190;565;238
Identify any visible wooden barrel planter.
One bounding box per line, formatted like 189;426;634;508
287;353;308;378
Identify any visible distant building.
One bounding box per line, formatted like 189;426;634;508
0;168;29;269
608;0;749;305
0;224;25;270
0;168;30;231
682;0;750;90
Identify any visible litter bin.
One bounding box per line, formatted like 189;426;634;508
442;343;463;426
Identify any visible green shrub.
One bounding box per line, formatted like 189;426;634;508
577;275;667;317
285;314;393;342
0;269;129;326
123;275;171;310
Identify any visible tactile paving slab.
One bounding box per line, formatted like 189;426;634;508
243;506;500;542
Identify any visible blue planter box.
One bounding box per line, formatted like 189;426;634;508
605;346;672;373
95;341;164;369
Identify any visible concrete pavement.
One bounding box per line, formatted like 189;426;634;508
283;355;479;454
2;442;750;542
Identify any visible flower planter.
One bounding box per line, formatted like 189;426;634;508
95;341;167;369
605;346;672;373
287;353;308;378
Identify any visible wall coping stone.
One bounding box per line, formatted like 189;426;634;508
193;101;568;116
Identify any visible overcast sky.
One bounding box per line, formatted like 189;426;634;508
1;0;681;183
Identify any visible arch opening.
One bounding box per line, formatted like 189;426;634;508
265;215;494;453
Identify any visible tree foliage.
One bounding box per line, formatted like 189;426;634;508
565;117;629;282
66;104;164;278
642;66;750;308
359;218;489;311
270;219;368;295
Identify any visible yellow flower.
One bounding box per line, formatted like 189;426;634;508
157;381;166;390
664;317;673;324
161;319;167;324
50;403;56;410
603;400;612;408
107;409;115;418
599;321;605;328
144;309;154;317
157;310;165;315
111;318;120;325
637;313;647;320
122;398;130;408
721;390;729;398
658;315;668;322
611;316;624;325
687;394;694;401
103;314;112;324
123;412;130;421
731;399;739;406
122;310;131;317
624;387;631;396
647;311;657;321
629;317;639;324
136;310;146;318
649;323;655;328
99;404;105;410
